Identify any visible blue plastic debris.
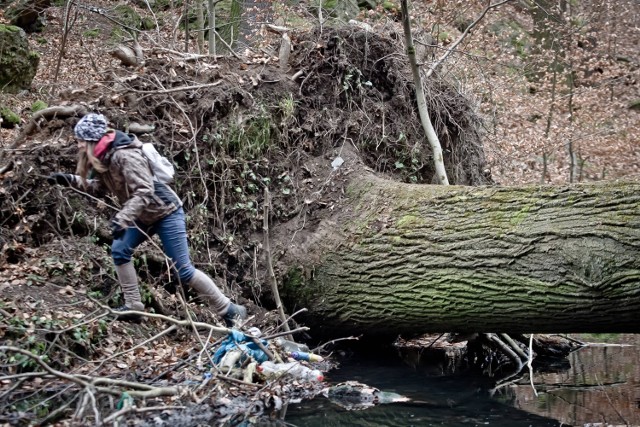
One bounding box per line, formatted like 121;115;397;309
212;329;269;366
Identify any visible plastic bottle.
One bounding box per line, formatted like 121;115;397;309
274;337;310;353
257;361;324;382
290;351;324;362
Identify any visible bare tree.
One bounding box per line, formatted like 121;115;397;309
53;0;78;83
400;0;449;185
400;0;512;185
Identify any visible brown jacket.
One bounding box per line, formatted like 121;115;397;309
68;131;181;227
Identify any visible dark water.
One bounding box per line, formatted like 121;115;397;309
282;335;640;426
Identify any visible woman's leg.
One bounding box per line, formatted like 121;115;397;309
155;208;231;316
111;226;149;311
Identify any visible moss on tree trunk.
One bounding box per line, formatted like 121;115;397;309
280;176;640;338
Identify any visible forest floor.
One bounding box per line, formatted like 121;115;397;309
0;1;638;425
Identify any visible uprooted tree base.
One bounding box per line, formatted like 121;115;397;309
0;26;576;425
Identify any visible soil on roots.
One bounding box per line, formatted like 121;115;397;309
1;26;490;311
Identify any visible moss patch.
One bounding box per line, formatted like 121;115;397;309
1;107;21;128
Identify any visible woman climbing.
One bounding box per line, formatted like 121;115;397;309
47;113;247;327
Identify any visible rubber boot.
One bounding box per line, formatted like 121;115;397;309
114;262;144;322
187;269;231;315
188;269;248;326
222;303;248;327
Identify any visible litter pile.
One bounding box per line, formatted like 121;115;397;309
211;327;328;386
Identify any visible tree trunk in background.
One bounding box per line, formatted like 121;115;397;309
196;0;205;53
216;0;242;52
279;175;640;338
207;0;216;55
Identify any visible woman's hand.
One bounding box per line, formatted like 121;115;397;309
111;220;125;240
47;173;73;186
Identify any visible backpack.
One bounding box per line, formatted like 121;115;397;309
141;142;175;184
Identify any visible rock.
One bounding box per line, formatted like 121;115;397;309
5;0;51;33
0;24;39;93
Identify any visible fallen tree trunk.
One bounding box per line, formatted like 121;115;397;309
278;174;640;338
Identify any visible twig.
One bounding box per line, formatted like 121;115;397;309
527;334;538;396
313;336;360;352
485;333;523;372
98;325;177;365
273;308;307;332
0;347;181;398
263;187;292;339
103;405;186;423
499;333;528;360
261;327;310;341
425;0;513;79
92;299;229;334
594;373;628;425
37;393;79;426
0;346;92;389
176;291;212;370
426;332;446;350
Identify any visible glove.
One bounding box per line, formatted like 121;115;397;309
47;173;73;186
111;220;125;240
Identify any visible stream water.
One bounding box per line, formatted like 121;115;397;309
281;334;640;426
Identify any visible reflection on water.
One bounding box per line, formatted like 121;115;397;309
506;334;640;426
284;334;639;427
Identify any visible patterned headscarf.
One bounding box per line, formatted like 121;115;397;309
74;113;108;142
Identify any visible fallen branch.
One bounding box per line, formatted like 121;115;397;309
2;105;88;159
0;346;182;398
103;405;186;424
130;81;222;95
96;302;229;334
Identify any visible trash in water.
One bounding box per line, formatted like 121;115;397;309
323;380;410;410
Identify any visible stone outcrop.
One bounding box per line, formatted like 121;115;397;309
0;24;39;93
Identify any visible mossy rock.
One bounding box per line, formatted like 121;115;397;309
0;107;21;128
0;24;40;93
5;0;51;33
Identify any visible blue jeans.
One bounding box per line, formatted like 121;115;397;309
112;208;195;283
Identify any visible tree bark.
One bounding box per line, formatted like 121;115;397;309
279;174;640;338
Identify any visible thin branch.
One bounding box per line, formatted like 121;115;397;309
131;81;222;95
98;325;177;365
499;333;528;360
527;334;538;396
426;0;513;78
485;333;524;372
263;187;292;339
261;327;310;341
97;302;228;333
312;335;360;353
103;405;186;424
0;346;92;388
273;308;308;332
